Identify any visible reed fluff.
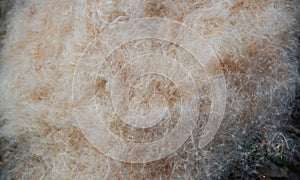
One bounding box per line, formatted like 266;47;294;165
0;0;299;179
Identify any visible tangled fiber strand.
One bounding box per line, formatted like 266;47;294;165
0;0;299;179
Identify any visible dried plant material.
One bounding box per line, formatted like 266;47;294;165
0;0;299;179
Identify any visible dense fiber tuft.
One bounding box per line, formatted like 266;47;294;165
0;0;299;179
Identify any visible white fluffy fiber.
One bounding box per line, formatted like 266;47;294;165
0;0;299;179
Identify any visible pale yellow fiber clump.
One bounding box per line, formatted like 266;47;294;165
0;0;298;179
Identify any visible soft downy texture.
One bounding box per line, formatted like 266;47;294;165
0;0;299;179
